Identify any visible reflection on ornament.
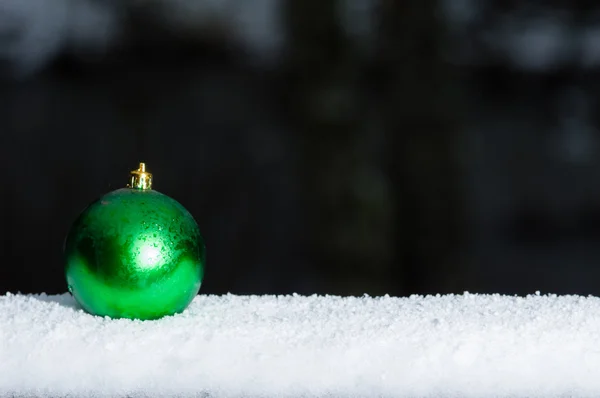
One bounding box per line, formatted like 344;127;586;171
64;163;205;320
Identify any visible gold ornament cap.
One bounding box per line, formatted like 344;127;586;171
129;162;153;190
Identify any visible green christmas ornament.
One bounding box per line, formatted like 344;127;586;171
64;163;205;320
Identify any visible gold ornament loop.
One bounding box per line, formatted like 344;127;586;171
129;162;153;190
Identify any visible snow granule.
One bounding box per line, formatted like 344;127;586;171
1;292;600;397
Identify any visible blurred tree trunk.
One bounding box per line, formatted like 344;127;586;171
281;0;394;295
375;1;467;294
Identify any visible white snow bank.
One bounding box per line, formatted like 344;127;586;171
0;0;375;78
2;292;600;397
5;0;600;77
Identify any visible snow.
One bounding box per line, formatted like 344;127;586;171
580;23;600;68
0;0;68;77
2;292;600;397
150;0;285;66
6;0;600;77
493;16;574;71
0;0;284;77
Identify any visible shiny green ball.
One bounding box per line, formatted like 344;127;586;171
64;188;205;320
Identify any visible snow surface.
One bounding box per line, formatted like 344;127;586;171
7;0;600;78
2;292;600;397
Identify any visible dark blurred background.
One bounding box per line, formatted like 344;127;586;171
2;0;600;297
